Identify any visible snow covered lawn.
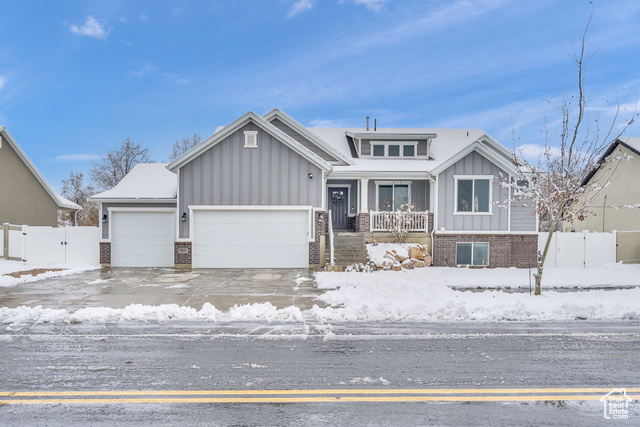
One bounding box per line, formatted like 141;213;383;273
0;259;99;287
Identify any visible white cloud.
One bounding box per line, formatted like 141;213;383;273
352;0;391;12
69;16;111;40
0;76;6;91
309;119;348;127
131;63;157;76
287;0;316;18
139;14;149;23
515;144;561;161
55;154;103;161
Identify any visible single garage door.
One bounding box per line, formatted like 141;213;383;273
193;209;309;268
111;211;175;267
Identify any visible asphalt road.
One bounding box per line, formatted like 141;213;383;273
1;322;639;426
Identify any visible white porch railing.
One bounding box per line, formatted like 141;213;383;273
370;211;429;232
328;210;335;265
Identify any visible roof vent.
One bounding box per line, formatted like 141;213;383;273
466;131;469;137
366;116;370;131
374;118;377;131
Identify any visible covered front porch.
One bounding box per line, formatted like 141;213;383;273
325;176;433;234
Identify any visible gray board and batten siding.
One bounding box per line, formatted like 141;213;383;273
437;150;509;231
510;198;537;231
269;118;340;163
178;122;323;239
366;179;430;212
102;202;177;239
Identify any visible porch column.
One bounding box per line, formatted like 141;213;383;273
360;179;369;213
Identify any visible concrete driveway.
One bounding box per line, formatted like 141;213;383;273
0;268;326;311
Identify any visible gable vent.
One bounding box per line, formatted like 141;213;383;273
244;131;258;148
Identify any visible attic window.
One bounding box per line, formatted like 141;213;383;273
371;142;417;158
244;131;258;148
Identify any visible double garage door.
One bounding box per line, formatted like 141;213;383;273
110;209;310;268
193;210;310;268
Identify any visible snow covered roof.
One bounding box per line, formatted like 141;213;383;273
90;163;177;202
308;127;514;175
0;126;80;211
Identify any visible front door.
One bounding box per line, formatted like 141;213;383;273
328;187;348;230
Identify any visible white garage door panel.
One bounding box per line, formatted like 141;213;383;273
193;210;309;268
112;212;174;267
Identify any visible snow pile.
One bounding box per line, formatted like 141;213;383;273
367;243;412;265
309;281;640;322
1;302;304;327
0;260;100;287
319;263;640;289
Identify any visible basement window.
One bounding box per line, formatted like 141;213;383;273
456;242;489;266
244;131;258;148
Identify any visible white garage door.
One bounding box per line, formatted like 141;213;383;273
193;210;309;268
111;211;175;267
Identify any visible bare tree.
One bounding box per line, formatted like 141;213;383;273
169;133;201;162
90;138;151;191
506;13;637;295
59;171;99;226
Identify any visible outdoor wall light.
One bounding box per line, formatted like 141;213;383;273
102;214;107;223
181;212;188;222
308;173;313;179
318;213;324;223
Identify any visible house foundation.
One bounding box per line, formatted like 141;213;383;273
433;233;537;268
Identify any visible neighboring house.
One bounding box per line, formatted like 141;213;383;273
91;109;538;269
0;127;80;226
565;137;640;233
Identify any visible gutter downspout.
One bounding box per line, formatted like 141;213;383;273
428;174;437;260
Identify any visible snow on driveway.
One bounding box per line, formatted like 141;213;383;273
0;260;100;287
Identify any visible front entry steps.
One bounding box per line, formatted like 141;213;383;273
326;232;368;271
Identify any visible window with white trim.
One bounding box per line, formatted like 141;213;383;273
455;176;492;213
456;242;489;266
376;182;410;211
244;131;258;148
370;142;417;158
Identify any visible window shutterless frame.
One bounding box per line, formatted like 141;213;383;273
369;141;418;158
456;242;489;266
453;175;493;214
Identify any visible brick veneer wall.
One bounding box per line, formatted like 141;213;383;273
99;242;111;265
355;213;370;232
433;233;537;268
309;210;326;266
174;242;192;266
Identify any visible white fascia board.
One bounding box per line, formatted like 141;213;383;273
432;141;519;177
0;127;78;211
328;171;432;180
263;109;354;166
168;111;332;173
349;132;437;140
90;198;177;204
261;119;333;172
434;230;539;235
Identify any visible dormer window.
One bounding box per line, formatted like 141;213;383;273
244;131;258;148
371;142;417;158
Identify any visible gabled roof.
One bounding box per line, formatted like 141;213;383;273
263;108;353;166
308;127;518;176
167;111;333;172
0;126;80;211
581;137;640;186
90;163;177;202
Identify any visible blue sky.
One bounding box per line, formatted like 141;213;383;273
1;0;639;193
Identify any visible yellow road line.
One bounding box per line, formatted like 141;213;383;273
1;387;638;397
1;395;639;405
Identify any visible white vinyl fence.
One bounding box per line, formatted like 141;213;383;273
1;223;99;265
539;231;618;268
